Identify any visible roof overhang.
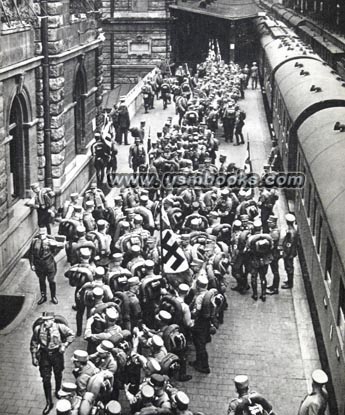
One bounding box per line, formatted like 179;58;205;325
170;0;262;21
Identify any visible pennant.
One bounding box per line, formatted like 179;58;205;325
161;229;189;274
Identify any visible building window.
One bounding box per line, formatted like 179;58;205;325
338;279;345;344
312;198;317;235
316;215;322;254
325;238;333;284
8;93;29;203
132;0;148;12
307;184;312;217
74;64;87;155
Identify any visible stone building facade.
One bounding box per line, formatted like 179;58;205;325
101;0;175;89
0;0;103;282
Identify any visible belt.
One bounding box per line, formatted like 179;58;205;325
41;348;59;355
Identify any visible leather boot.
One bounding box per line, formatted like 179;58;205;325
251;275;258;301
37;293;47;305
260;278;267;302
43;383;53;415
49;282;58;304
55;373;62;399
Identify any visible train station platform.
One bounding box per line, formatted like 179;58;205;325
0;86;323;415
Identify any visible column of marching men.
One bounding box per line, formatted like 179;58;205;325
27;53;328;415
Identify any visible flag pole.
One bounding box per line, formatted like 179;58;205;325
159;185;165;279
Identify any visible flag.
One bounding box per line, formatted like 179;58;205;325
244;138;252;173
161;229;189;274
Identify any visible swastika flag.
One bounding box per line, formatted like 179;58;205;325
161;229;189;274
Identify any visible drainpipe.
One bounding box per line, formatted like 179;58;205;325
41;0;53;188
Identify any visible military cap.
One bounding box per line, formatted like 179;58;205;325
140;195;149;203
141;384;155;399
141;189;149;195
221;189;230;196
234;374;249;389
38;227;47;235
114;195;122;202
95;266;105;277
191;258;204;267
56;399;72;414
253;219;262;229
126;274;140;287
93;287;104;298
204;158;212;163
263;164;270;169
134;214;143;224
76;225;86;234
41;311;55;320
285;213;295;223
147;236;156;243
126;208;135;214
240;214;249;222
85;200;94;208
60;382;77;396
70;193;79;199
150;373;165;388
151;335;164;348
175;391;190;409
111;253;123;262
158;310;172;322
178;283;189;294
145;260;155;269
196;275;208;289
180;234;190;240
90;182;97;189
106;307;119;321
121;221;130;228
97;340;114;354
233;220;242;229
31;182;40;189
118;276;128;286
146;357;161;373
268;215;278;224
131;245;141;253
74;205;83;211
105;401;122;415
312;369;328;385
119;96;126;102
72;350;88;363
192;201;200;210
97;219;107;229
209;211;219;218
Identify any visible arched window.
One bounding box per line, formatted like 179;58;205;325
8;93;29;203
74;64;87;154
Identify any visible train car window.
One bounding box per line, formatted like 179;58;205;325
338;279;345;344
312;198;317;235
325;238;333;285
317;216;323;254
307;184;312;218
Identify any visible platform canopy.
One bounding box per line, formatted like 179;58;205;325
170;0;262;21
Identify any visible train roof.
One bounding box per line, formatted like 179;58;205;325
263;36;318;74
298;107;345;269
275;59;345;129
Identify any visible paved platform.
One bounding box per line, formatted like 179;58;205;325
0;89;322;415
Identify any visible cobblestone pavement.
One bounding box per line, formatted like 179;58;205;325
0;89;321;415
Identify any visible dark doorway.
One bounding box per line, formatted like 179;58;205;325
8;94;28;202
74;66;87;154
0;295;25;330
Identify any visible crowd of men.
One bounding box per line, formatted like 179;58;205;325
27;53;327;415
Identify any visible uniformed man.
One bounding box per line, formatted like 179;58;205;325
117;97;131;145
71;350;100;397
190;275;211;374
94;219;112;264
69;225;96;265
83;183;107;221
127;276;143;330
61;193;80;220
227;375;276;415
30;227;63;305
281;213;299;289
129;136;147;175
266;215;281;295
31;312;74;414
57;382;81;413
298;370;328;415
27;182;56;234
83;200;97;232
91;132;111;183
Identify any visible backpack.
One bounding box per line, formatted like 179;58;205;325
255;238;271;254
140;276;162;303
225;107;236;120
162;324;187;353
160;295;183;324
242;397;266;415
64;265;93;287
160;352;180;376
